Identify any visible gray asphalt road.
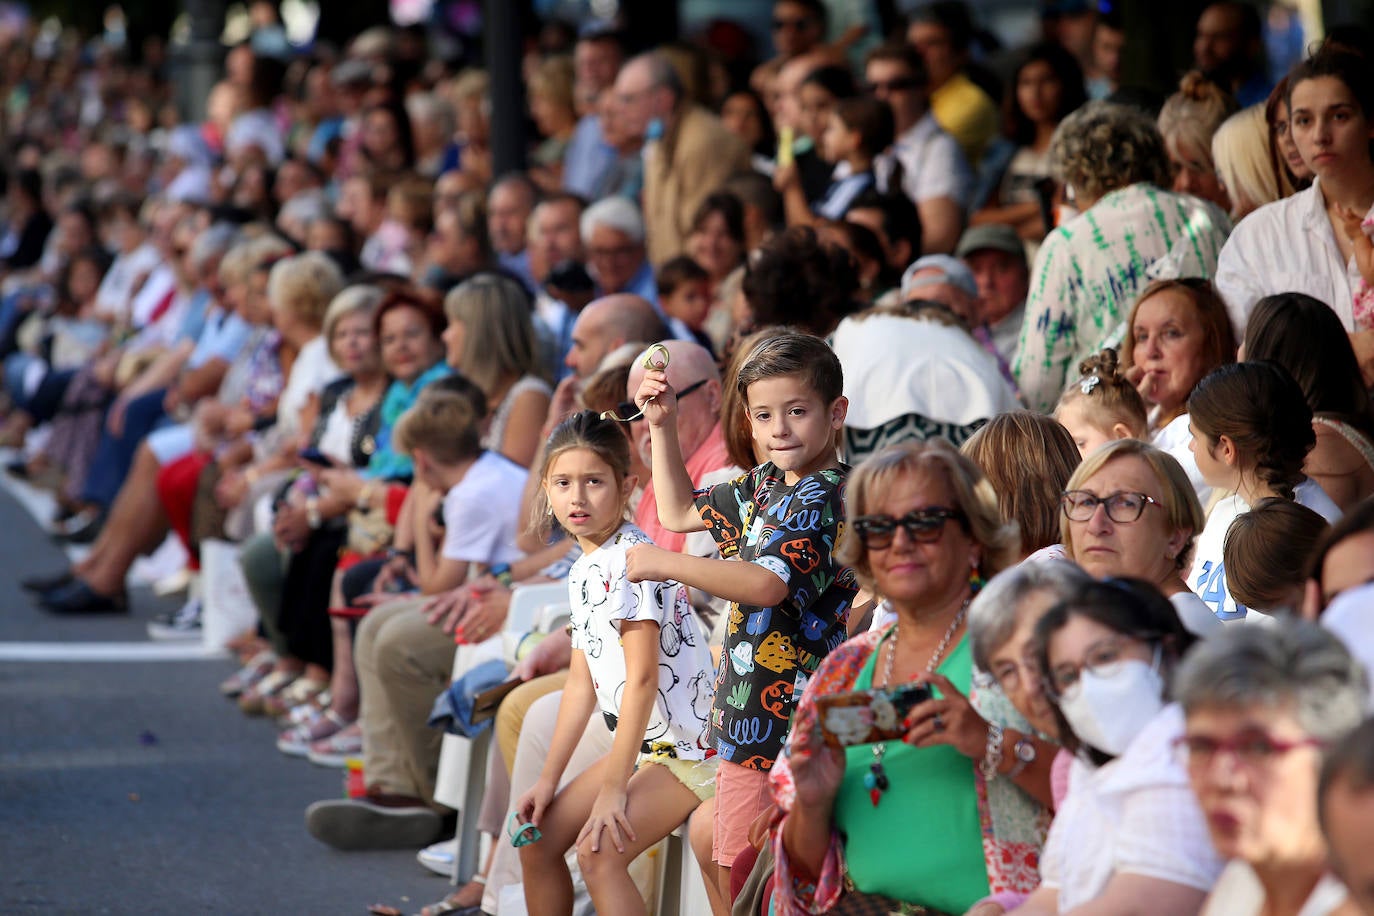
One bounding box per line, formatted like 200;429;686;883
0;491;452;915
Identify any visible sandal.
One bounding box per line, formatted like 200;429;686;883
237;669;299;716
219;650;277;698
279;689;333;727
263;676;329;719
277;709;353;757
416;882;487;916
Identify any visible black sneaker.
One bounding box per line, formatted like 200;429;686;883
147;598;203;641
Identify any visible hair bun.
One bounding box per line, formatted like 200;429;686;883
1077;348;1123;385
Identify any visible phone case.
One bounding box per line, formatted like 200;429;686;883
814;682;933;747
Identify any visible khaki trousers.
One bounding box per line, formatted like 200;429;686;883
355;597;457;806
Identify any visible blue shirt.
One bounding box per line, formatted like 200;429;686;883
187;307;252;369
563;115;618;200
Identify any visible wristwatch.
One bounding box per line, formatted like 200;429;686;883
1007;736;1037;779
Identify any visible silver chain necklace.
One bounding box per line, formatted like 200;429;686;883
864;597;969;807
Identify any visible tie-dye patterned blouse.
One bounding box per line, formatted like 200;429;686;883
1012;183;1231;413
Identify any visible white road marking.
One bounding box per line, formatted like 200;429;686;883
0;642;226;662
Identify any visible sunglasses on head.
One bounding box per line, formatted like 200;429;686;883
609;377;708;423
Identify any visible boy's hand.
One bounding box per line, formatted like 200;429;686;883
625;543;672;583
633;368;677;428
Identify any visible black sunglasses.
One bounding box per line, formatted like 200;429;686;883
611;378;708;422
852;507;965;550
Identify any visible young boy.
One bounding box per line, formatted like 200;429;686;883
656;255;715;353
627;331;857;902
393;387;527;597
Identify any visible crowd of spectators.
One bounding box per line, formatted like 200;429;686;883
7;1;1374;914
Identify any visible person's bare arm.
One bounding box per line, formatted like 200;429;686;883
917;196;964;254
626;547;789;608
634;368;708;533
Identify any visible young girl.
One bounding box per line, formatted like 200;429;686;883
1186;361;1341;623
778;96;896;226
515;410;716;916
1054;348;1149;456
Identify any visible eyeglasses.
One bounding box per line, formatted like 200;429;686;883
864;77;922;94
989;655;1041;695
1047;637;1155;699
587;243;641;261
851;507;964;550
772;16;815;30
1172;732;1325;774
1061;490;1161;523
610;377;708;423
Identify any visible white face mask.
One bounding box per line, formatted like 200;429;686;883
1057;647;1164;757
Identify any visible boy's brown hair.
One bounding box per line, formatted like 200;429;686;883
393;389;482;466
735;329;844;406
656;255;709;299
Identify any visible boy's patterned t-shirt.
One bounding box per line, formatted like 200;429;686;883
694;462;857;770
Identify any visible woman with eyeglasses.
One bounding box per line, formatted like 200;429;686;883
1174;620;1366;916
770;441;1050;916
1010;578;1221;915
1060;438;1222;637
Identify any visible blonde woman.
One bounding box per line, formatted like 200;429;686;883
442;273;551;467
1157;70;1239;212
1212;105;1286;221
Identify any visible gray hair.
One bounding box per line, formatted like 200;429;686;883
580;196;645;244
969;560;1093;671
631;51;683;101
1050;100;1171;202
278;190;331;229
187;222;241;274
322;284;384;357
1175;619;1369;744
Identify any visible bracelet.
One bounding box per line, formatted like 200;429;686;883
356;482;376;511
305;495;322;530
980;722;1004;780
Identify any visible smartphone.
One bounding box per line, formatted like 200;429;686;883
777;125;795;169
298;447;336;467
814;682;933;747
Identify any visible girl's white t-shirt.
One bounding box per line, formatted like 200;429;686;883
567;522;715;761
1188;481;1343;623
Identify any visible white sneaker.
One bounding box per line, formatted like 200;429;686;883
146;597;202;641
416;837;457;876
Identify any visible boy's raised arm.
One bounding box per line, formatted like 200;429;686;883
635;368;708;533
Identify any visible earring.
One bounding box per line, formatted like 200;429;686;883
546;503;554;517
969;561;985;595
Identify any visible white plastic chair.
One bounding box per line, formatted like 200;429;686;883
655;822;713;916
432;580;571;883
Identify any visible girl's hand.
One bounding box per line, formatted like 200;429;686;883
577;786;635;854
516;777;557;830
632;368;676;428
625;543;671;583
787;712;845;810
901;672;989;761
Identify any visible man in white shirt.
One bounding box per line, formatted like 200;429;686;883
861;42;971;254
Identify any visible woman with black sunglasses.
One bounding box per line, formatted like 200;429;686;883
1060;438;1222;637
767;440;1052;915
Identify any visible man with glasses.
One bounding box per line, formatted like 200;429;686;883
861;42;970;255
613;51;750;264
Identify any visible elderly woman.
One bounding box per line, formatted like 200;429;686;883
962;411;1082;561
1013;101;1232;413
772;440;1050;915
1010;578;1220;914
1059;438;1221;637
1176;620;1367;915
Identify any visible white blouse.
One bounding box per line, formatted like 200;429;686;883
1039;704;1224;910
